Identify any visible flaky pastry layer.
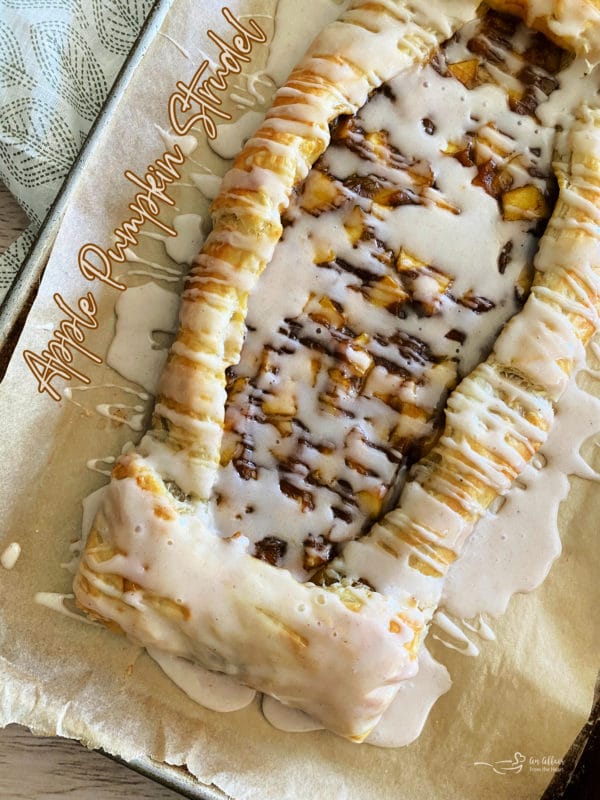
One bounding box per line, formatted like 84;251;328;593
74;0;600;742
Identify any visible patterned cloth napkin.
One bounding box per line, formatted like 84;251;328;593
0;0;155;300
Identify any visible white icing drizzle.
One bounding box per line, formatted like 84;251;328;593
139;212;209;266
86;455;116;477
119;248;183;283
107;283;180;394
147;647;256;712
462;614;496;641
64;383;152;431
164;214;205;265
120;268;180;284
211;110;266;160
158;33;191;60
230;71;277;111
155;126;198;157
95;402;146;432
1;542;21;570
432;611;481;657
191;172;223;200
34;593;99;626
261;695;323;733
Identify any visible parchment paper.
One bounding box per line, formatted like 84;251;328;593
0;2;598;798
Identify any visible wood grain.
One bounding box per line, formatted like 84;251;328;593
0;726;182;800
0;184;29;255
0;184;183;799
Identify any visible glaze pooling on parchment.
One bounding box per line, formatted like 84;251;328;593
1;543;21;571
63;2;600;745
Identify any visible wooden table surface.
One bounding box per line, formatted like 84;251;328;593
0;182;182;800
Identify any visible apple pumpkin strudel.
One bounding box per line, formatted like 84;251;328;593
74;0;600;742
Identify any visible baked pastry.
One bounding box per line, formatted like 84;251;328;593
486;0;600;61
74;0;600;742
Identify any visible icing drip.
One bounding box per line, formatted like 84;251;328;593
164;214;205;265
1;542;21;570
119;248;183;283
107;283;180;394
366;646;452;747
191;172;223;200
86;456;116;477
147;647;256;712
432;611;481;656
34;593;98;626
262;695;323;733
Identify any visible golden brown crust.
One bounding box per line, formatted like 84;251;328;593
73;2;600;741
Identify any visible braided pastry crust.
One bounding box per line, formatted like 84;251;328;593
74;1;600;742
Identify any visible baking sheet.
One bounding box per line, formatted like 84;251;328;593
0;2;598;799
